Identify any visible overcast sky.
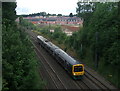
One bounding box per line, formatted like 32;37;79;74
15;0;79;15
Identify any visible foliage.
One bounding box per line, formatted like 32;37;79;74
39;25;67;44
21;12;62;17
76;2;96;25
57;14;62;16
75;2;119;88
2;2;44;90
19;16;37;30
21;12;47;17
2;2;17;23
2;22;43;90
69;13;73;17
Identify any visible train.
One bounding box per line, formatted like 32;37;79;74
37;35;85;79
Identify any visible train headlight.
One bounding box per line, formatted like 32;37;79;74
73;73;76;75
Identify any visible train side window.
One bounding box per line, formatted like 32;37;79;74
45;40;48;42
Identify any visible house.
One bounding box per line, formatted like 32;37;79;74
62;25;80;36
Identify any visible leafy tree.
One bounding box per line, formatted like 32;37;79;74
75;2;119;87
57;14;62;16
2;2;17;22
69;13;73;17
2;2;44;90
76;2;96;26
52;14;56;16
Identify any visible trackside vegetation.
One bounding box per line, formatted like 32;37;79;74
33;2;119;88
2;2;44;90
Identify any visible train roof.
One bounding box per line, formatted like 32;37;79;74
37;35;48;42
50;44;60;51
55;49;81;65
37;36;59;51
45;42;60;50
37;35;82;65
45;41;53;47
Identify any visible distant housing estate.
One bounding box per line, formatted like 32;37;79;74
23;16;83;25
20;16;83;36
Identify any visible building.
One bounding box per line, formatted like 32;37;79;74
23;16;83;26
62;25;80;36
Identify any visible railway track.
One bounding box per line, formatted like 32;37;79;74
26;29;117;90
29;33;91;89
75;80;90;89
29;34;99;89
84;70;111;89
32;41;67;89
29;33;100;89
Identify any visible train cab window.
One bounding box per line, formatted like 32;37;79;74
74;66;83;72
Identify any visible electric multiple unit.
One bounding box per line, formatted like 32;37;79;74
37;35;84;79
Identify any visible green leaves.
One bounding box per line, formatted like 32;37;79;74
104;41;120;66
2;2;44;90
2;2;17;23
2;21;43;90
75;2;119;87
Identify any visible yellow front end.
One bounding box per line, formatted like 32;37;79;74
72;64;84;79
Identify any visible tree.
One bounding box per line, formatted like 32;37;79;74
52;14;56;16
69;13;73;17
57;14;62;16
75;2;119;87
76;2;96;26
2;2;17;22
2;2;44;90
40;12;47;17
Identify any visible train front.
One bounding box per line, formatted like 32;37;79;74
72;64;84;79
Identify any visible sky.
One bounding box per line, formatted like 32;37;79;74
15;0;79;15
